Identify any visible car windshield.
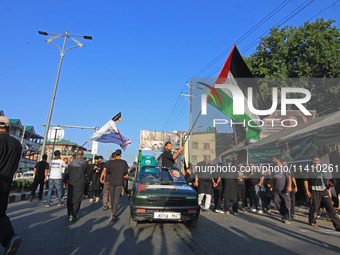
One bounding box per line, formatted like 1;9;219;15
138;167;186;183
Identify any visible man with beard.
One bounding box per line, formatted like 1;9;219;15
63;150;87;222
161;142;183;168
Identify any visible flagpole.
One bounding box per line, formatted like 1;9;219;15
189;80;193;165
233;124;239;150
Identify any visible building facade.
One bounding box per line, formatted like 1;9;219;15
1;110;43;172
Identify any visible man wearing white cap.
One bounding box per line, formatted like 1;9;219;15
0;116;22;254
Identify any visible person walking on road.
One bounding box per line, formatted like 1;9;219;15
88;156;102;203
0;116;22;255
101;153;115;210
46;150;66;208
63;150;88;222
304;156;340;231
101;150;129;221
272;156;292;224
29;154;49;202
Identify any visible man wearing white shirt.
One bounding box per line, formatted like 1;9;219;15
46;150;67;207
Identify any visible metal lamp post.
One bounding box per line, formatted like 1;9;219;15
38;30;92;160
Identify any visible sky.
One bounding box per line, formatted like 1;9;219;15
1;0;339;163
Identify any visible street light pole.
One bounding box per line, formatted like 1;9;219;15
38;30;92;160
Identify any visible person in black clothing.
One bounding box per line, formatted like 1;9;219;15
195;155;214;212
29;154;49;202
101;149;129;221
63;150;88;222
88;156;102;203
0;116;22;254
213;171;223;214
304;156;340;230
182;162;195;187
222;160;239;215
127;162;138;199
235;162;247;213
161;142;183;168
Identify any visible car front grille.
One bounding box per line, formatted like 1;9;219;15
147;196;187;205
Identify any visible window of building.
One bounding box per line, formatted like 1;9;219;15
204;143;210;150
192;142;198;149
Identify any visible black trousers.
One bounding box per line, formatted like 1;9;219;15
67;200;82;218
274;191;291;220
108;185;122;216
290;191;296;215
0;192;14;248
237;183;247;208
223;199;239;212
309;189;340;229
214;188;223;210
30;179;44;199
90;190;100;198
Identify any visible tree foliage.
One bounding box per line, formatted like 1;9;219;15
245;19;340;114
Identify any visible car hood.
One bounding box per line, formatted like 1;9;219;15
136;183;196;196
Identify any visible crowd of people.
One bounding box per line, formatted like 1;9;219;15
1;114;340;255
27;149;134;223
181;153;340;231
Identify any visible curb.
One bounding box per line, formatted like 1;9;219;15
8;190;56;204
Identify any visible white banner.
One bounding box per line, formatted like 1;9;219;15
89;120;131;151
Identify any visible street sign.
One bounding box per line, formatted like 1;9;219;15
48;127;65;142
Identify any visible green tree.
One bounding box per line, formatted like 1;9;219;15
245;19;340;114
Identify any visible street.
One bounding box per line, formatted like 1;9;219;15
2;196;340;255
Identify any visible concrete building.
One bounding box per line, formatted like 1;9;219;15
1;110;43;172
37;139;89;161
183;128;234;165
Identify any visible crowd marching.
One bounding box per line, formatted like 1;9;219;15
1;114;340;254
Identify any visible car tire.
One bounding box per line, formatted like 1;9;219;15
186;219;198;228
129;216;138;227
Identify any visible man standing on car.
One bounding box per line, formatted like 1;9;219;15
101;149;129;221
29;154;49;202
161;142;183;168
0;116;22;254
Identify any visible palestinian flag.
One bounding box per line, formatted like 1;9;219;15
204;45;267;140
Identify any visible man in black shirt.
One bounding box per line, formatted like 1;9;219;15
0;116;22;254
102;149;129;221
304;156;340;230
63;150;88;222
161;142;183;168
29;154;49;202
195;155;214;212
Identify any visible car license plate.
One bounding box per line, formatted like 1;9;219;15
154;212;181;219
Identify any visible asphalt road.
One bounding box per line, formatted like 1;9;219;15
2;196;340;255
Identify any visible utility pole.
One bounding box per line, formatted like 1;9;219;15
38;30;92;160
